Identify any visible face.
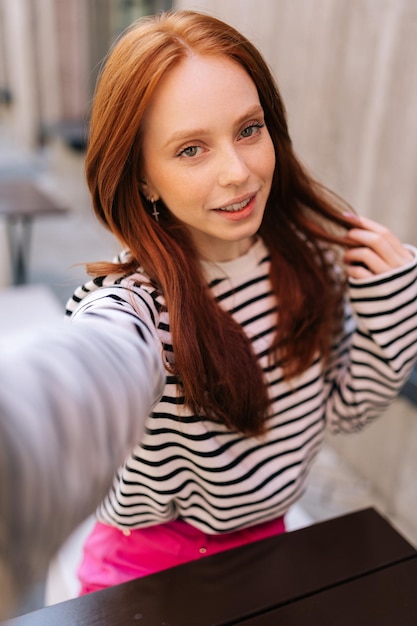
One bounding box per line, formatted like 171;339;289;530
141;54;276;262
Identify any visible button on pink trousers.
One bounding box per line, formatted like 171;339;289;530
78;516;286;595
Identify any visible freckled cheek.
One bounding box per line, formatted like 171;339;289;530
176;172;211;201
158;173;210;213
151;170;185;204
248;140;275;183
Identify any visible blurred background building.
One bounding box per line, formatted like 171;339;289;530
0;0;173;150
1;0;417;609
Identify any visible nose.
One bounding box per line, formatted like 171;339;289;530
217;145;250;187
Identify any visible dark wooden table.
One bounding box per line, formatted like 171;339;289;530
242;558;417;625
0;180;68;284
5;508;417;625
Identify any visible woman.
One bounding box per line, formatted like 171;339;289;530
64;10;417;593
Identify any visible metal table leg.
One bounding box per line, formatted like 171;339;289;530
5;216;32;285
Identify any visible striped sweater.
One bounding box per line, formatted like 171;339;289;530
66;238;417;534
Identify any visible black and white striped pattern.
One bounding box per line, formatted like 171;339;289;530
66;239;417;534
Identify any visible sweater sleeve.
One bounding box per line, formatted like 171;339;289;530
325;246;417;433
0;304;164;618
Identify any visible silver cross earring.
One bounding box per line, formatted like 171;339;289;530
151;199;159;222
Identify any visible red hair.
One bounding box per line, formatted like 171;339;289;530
85;10;352;436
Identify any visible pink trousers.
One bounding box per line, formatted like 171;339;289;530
78;516;286;595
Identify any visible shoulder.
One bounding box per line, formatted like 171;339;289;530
65;262;165;326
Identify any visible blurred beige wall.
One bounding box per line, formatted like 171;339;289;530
176;0;417;246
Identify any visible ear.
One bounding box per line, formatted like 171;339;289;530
139;178;158;202
139;178;150;197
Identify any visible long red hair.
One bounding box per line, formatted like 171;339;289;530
85;10;352;436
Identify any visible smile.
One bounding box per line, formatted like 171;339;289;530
218;196;253;212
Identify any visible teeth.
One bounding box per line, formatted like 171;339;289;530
220;197;251;212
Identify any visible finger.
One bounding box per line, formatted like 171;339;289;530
344;222;413;268
343;213;390;235
343;247;391;275
345;229;402;265
345;263;374;280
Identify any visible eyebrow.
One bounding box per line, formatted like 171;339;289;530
163;105;265;149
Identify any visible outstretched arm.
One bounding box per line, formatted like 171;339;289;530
0;317;164;619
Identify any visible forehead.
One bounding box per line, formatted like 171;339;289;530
143;54;261;139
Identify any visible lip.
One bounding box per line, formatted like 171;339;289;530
212;193;257;221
